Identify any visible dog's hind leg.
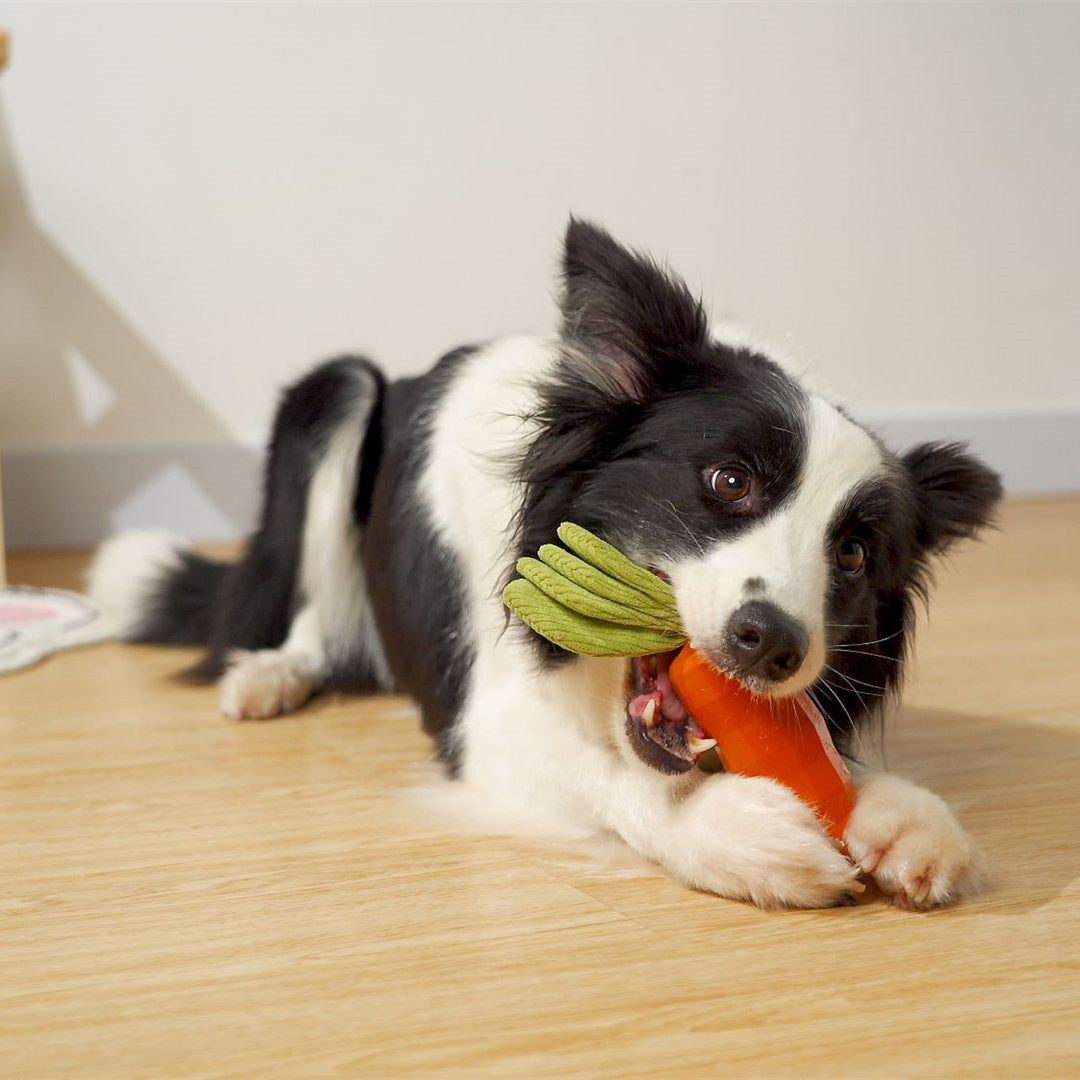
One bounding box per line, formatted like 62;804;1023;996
217;358;391;720
91;355;389;718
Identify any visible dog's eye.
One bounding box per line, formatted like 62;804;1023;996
707;466;753;503
836;536;867;574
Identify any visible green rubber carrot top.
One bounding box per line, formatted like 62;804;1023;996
502;523;689;657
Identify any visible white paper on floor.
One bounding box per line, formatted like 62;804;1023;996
0;587;116;675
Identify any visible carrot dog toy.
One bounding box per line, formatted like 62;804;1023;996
503;523;855;844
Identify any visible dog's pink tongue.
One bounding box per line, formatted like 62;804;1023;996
629;680;686;727
655;669;688;722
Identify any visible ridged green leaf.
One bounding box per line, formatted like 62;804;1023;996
556;522;677;606
502;580;686;657
502;523;688;658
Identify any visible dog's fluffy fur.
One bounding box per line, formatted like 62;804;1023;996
90;220;1002;909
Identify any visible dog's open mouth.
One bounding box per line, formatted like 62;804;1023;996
625;650;717;775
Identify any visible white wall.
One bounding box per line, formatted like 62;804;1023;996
1;2;1078;542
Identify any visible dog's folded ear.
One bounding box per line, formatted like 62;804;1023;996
560;217;707;400
903;441;1003;554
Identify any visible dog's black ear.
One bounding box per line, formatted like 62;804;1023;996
904;441;1003;554
560;217;707;400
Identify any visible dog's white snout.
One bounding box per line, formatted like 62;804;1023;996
672;518;830;696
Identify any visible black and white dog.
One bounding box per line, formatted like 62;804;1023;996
91;220;1002;909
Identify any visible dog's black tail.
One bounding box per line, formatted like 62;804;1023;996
87;356;385;679
87;531;231;648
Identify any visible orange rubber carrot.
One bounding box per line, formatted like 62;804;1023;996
669;645;855;844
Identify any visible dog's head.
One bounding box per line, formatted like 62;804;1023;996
518;219;1002;772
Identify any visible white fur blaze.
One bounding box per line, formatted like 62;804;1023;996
86;529;186;637
671;394;885;696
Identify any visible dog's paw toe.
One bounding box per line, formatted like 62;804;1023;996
846;774;983;909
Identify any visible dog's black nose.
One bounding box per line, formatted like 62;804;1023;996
725;601;809;683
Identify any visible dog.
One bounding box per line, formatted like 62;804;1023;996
90;219;1002;909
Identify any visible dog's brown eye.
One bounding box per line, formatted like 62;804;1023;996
708;466;752;503
836;536;867;574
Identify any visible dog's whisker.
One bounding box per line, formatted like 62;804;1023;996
824;664;888;695
825;677;884;707
823;665;883;723
808;684;855;747
831;647;903;663
815;678;858;745
838;628;905;648
662;499;707;558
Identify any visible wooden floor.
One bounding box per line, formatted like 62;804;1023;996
3;497;1080;1079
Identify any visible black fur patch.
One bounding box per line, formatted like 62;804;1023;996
810;444;1000;753
133;549;229;647
362;346;478;774
904;441;1004;554
809;472;923;750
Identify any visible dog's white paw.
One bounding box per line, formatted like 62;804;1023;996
845;773;983;909
668;774;862;909
219;649;315;720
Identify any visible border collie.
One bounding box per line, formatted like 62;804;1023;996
90;220;1002;909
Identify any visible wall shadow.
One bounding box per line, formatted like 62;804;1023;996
0;96;259;546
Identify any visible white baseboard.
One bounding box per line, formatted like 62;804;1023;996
2;410;1077;549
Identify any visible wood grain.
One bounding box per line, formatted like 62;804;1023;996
3;497;1079;1078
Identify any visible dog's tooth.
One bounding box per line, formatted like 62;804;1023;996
642;699;658;728
686;733;717;756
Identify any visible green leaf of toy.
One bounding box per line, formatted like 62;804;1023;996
534;546;682;629
556;522;677;607
502;580;686;657
515;558;678;630
502;523;688;658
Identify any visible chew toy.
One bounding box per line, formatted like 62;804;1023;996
503;523;855;843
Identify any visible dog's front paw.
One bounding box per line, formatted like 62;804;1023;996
219;649;314;720
845;773;983;909
670;775;862;909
